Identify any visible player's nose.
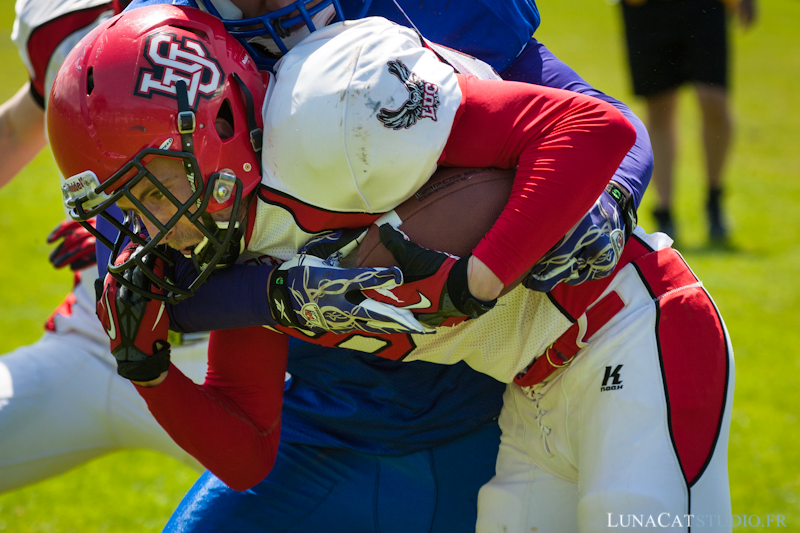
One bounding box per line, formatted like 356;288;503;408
138;216;164;242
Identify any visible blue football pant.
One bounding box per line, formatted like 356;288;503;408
164;420;500;532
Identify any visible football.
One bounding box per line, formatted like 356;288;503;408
356;166;514;268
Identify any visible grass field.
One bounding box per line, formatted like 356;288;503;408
1;0;799;530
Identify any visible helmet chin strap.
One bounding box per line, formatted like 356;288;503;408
231;71;263;172
173;76;264;273
175;81;199;199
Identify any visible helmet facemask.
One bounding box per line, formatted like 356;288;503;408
49;6;267;303
65;148;246;303
63;78;260;304
194;0;352;70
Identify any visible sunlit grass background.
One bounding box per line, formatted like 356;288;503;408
1;0;799;530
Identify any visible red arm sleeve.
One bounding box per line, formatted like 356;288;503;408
440;74;637;285
136;326;288;491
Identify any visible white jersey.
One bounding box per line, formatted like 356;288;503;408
243;18;462;261
261;18;461;215
12;0;115;105
242;18;573;383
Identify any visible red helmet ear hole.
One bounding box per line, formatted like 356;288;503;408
87;68;95;96
170;25;209;40
215;99;235;141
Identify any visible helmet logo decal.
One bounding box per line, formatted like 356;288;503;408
377;60;440;130
136;32;225;109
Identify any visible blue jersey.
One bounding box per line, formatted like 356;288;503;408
344;0;540;74
125;0;539;74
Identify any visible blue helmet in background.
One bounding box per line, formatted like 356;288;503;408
189;0;372;71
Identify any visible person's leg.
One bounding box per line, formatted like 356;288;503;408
0;333;123;491
476;385;579;533
695;83;732;241
686;0;731;241
165;420;501;533
646;89;680;238
476;229;733;532
572;233;733;532
620;0;684;239
0;331;206;493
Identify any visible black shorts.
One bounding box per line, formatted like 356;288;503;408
621;0;729;96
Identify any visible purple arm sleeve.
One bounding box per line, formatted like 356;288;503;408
167;260;278;333
95;213;277;333
500;39;653;207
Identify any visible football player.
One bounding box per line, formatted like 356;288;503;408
51;8;728;533
56;3;658;533
0;0;209;492
0;0;558;517
3;3;654;532
59;6;732;533
122;2;653;531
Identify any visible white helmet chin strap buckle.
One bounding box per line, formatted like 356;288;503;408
213;170;237;204
62;170;111;217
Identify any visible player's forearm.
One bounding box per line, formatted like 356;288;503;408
136;327;288;491
168;262;277;333
442;75;636;286
501;39;653;208
0;83;47;188
138;368;282;490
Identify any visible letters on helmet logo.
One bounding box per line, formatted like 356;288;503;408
135;33;224;109
377;60;440;130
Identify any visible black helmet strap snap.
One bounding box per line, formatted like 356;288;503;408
175;81;200;197
231;72;263;173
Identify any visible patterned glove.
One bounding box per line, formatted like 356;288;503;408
524;188;630;292
96;244;171;381
368;224;496;328
47;219;97;271
268;231;426;335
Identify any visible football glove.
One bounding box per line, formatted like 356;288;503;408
370;224;496;328
525;186;631;292
96;243;171;382
47;219;97;271
268;231;427;335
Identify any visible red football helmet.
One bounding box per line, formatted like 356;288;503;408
48;4;267;302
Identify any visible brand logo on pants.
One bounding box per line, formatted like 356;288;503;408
601;364;623;391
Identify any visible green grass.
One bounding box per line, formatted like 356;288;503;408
1;0;799;530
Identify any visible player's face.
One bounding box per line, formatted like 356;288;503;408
115;158;206;253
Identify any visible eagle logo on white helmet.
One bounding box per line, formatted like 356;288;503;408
135;33;224;109
377;59;440;130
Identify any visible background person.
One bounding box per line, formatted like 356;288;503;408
0;0;209;493
620;0;756;242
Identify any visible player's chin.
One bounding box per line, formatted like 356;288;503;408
166;226;208;255
167;236;204;256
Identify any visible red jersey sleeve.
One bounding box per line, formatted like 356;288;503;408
136;326;288;491
440;74;637;285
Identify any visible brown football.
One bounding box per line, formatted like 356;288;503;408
356;166;529;295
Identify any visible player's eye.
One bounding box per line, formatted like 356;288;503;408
149;189;165;202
